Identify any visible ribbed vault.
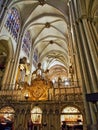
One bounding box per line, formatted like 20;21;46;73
9;0;98;80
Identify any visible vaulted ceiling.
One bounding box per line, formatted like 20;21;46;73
10;0;98;80
12;0;69;79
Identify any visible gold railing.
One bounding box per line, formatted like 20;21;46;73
0;81;83;102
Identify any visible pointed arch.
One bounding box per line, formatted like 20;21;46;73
31;106;42;124
0;106;15;126
0;35;14;89
61;106;83;127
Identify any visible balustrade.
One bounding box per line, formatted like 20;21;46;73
0;81;83;102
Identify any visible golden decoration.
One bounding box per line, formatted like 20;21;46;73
23;78;51;101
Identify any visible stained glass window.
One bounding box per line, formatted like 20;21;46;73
5;7;20;39
22;31;32;57
33;49;39;67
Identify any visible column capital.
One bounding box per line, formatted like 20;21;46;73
67;24;71;30
75;15;94;24
80;15;94;21
67;0;72;6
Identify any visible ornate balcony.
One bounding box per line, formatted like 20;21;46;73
0;81;83;103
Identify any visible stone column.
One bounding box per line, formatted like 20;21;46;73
42;106;48;130
1;57;15;90
68;0;92;129
0;0;9;28
20;109;27;130
67;25;79;82
68;0;98;129
9;32;23;89
14;109;23;130
78;18;98;92
22;107;31;130
91;22;98;50
82;19;98;80
81;18;98;130
54;109;60;130
88;20;98;53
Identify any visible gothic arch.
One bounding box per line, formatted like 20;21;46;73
61;105;83;128
0;35;14;89
0;106;15;129
31;106;42;124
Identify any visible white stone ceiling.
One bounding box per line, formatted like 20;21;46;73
14;0;69;79
12;0;98;79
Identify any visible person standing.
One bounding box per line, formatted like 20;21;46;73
62;121;68;130
28;119;33;130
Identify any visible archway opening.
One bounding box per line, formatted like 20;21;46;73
30;106;42;130
0;39;9;88
61;106;83;130
0;106;15;130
